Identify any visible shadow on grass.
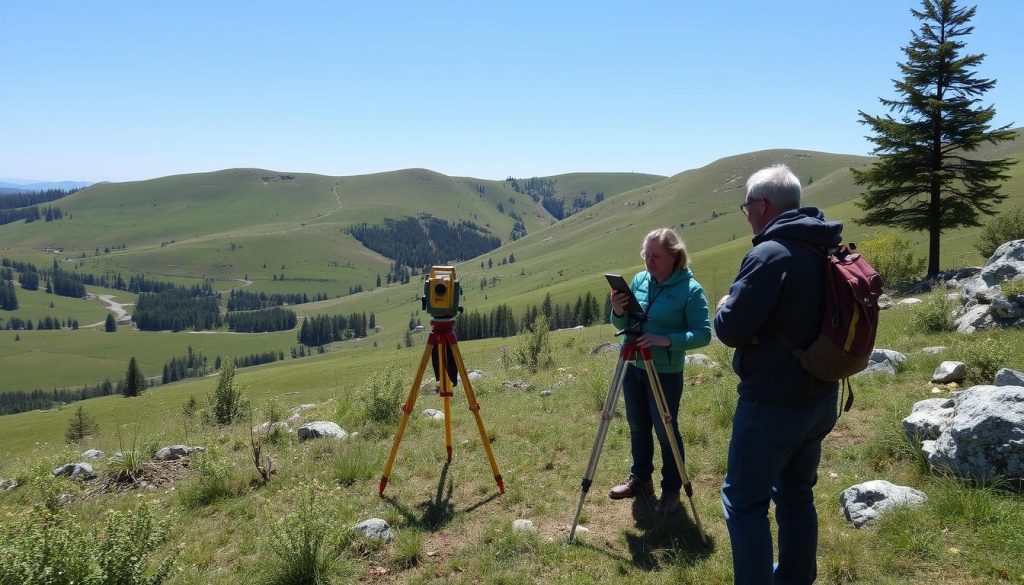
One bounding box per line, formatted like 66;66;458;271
624;494;715;571
381;459;502;532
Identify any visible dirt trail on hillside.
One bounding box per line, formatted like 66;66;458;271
83;294;133;328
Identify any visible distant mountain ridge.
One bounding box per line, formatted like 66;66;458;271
0;179;93;192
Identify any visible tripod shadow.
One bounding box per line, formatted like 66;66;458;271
380;459;501;532
624;495;715;571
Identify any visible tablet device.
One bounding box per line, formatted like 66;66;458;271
605;273;645;317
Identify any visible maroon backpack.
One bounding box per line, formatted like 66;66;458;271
774;242;883;412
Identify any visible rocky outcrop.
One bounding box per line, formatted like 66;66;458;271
859;349;907;376
952;240;1024;333
994;368;1024;386
52;463;95;479
926;385;1024;481
903;398;954;441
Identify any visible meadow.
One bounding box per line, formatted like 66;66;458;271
1;291;1023;584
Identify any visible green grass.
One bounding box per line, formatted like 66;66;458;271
1;302;1023;583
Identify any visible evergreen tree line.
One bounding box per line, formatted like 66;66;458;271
297;312;372;346
226;289;328;311
31;316;80;330
0;379;117;416
133;288;222;331
0;280;17;310
226;306;298;333
0;205;64;226
452;291;607;341
347;214;501;274
0;187;79;211
162;346;211;384
3;256;214;297
1;258;86;298
234;350;284;368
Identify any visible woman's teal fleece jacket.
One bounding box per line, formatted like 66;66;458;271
609;268;712;373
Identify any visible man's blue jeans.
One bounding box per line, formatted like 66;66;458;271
721;393;838;585
622;364;684;493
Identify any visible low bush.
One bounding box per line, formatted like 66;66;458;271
513;314;554;373
909;294;956;334
975;206;1024;259
177;452;241;509
857;233;926;286
362;367;404;424
263;489;334;585
952;337;1010;385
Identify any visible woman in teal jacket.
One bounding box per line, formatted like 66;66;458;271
608;227;711;513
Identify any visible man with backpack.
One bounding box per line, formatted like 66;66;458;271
714;164;844;585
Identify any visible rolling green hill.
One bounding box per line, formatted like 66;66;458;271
0;133;1021;397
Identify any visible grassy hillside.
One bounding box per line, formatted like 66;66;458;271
1;293;1022;583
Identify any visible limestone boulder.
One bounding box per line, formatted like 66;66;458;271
903;398;954;441
927;385;1024;481
297;421;348;441
840;480;927;528
931;361;966;384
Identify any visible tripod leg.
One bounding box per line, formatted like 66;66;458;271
380;340;434;495
642;358;708;546
438;341;454;461
568;353;631;543
448;339;505;493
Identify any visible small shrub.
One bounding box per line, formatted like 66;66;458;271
362;367;404;424
857;234;925;286
264;489;334;585
208;361;247;425
0;506;94;585
513;314;554;373
909;294;956;333
975;206;1024;259
952;337;1009;385
94;506;176;585
177;452;240;509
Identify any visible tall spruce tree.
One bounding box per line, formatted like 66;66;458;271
122;356;146;397
104;313;117;332
853;0;1016;277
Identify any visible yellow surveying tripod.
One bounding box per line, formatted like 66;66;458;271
379;266;505;495
568;319;707;545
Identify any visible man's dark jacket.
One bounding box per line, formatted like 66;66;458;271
714;207;843;406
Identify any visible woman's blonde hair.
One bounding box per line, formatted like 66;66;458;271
641;227;689;269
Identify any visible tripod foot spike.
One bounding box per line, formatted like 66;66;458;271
446;446;452;461
495;474;505;494
379;476;389;495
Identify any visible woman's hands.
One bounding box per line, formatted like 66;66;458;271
610;290;629;317
635;333;670;348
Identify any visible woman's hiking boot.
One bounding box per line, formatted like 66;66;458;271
608;474;654;500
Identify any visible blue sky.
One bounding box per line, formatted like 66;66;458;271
1;1;1021;183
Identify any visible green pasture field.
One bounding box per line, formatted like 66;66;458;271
1;292;1023;583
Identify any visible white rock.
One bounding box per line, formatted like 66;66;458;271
355;518;393;542
468;370;484;381
927;385;1024;480
931;361;966;384
81;449;105;459
685;353;719;368
995;368;1024;386
423;408;445;420
903;398;954;441
52;463;94;479
153;445;205;461
840;480;927;528
869;349;907;367
920;346;947;355
513;519;536;532
897;298;923;305
296;421;348;441
954;304;992;334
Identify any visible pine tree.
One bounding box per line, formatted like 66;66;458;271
64;406;99;443
208;361;245;424
104;313;117;332
853;0;1017;277
122;356;146;397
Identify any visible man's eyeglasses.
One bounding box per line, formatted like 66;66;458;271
740;198;761;216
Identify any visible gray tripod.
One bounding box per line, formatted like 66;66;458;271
568;327;708;545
